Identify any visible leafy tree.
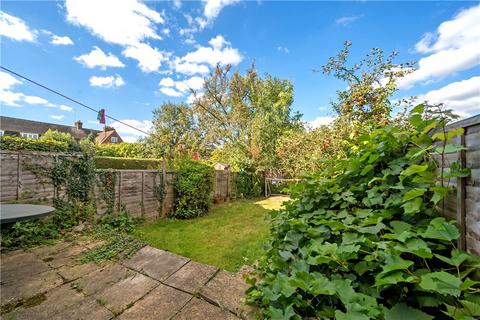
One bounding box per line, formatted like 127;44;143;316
145;102;199;160
320;41;414;125
193;65;301;173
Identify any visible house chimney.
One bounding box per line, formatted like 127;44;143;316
74;120;83;129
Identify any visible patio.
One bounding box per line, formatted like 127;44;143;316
1;239;253;319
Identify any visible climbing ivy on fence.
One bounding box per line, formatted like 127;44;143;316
96;169;117;215
246;105;480;320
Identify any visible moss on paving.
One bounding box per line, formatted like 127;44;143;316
134;196;289;272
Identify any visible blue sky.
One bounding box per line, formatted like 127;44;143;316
1;0;479;141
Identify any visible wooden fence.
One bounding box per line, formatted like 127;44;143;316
436;115;480;255
0;150;236;220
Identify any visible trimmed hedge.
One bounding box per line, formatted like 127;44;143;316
0;135;71;152
94;143;147;158
171;159;215;219
94;156;163;170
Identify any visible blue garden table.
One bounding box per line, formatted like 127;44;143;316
0;204;55;224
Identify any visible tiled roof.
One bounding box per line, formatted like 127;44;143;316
0;116;99;140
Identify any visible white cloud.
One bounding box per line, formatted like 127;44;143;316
179;35;242;68
59;104;74;112
65;0;163;47
160;87;183;97
171;58;210;75
0;91;24;107
0;11;36;42
209;35;229;49
122;43;169;72
0;71;59;108
399;5;480;88
51;35;74;45
0;70;24;106
308;116;335;129
416;76;480;118
277;46;289;53
414;32;435;53
159;76;204;97
49;115;65;120
89;75;125;88
335;15;361;26
23;96;49;105
159;77;175;87
203;0;239;24
109;119;153;141
161;28;170;36
173;0;182;9
175;76;204;92
74;46;125;69
0;71;21;90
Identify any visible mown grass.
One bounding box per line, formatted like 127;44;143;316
134;196;289;272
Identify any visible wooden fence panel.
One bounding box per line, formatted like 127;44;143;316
0;151;18;202
437;115;480;255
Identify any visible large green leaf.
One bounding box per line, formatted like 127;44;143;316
385;303;433;320
430;186;449;204
310;274;336;295
422;217;460;241
395;238;432;258
403;188;426;201
402;197;422;214
419;271;462;297
434;249;471;267
401;164;428;177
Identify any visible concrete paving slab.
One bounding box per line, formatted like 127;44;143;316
0;251;50;285
74;264;135;296
42;245;87;269
94;272;158;315
173;297;239;320
118;283;192;320
1;270;63;307
3;284;112;320
56;261;102;282
164;260;218;294
123;246;189;281
29;242;72;259
200;270;251;317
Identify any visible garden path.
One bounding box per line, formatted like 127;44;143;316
1;240;253;319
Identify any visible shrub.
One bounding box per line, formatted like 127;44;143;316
234;170;263;198
94;156;162;170
0;135;70;152
94;142;147;158
247;105;480;319
171;159;214;219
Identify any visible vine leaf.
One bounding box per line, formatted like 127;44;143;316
385;303;433;320
419;271;462;297
422;217;459;241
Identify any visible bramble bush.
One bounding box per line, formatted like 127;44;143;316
171;159;214;219
246;105;480;319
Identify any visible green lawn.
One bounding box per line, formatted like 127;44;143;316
134;196;289;272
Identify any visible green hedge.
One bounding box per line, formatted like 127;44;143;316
0;135;72;152
94;143;147;158
171;159;215;219
94;156;162;170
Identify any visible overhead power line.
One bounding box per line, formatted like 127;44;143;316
0;66;151;136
